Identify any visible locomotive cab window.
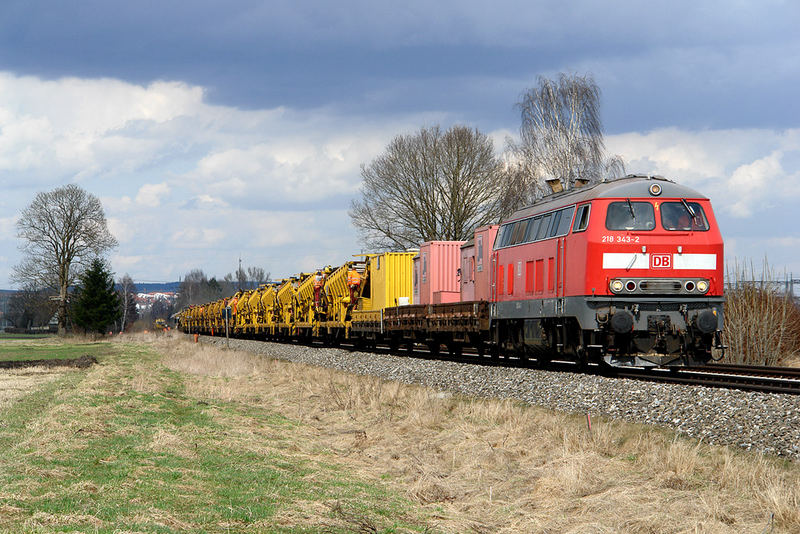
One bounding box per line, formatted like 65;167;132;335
573;204;590;232
660;201;710;231
605;201;655;231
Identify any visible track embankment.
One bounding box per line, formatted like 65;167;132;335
198;336;800;460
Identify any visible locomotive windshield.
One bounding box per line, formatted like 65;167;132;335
660;201;709;231
605;201;655;230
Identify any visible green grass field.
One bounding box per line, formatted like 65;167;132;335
2;337;797;533
0;341;432;532
0;341;111;362
0;333;53;340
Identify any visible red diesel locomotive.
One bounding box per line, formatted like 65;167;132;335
488;174;724;366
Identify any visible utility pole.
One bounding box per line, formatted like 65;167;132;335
238;256;242;292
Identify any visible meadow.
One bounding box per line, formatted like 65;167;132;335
0;334;796;532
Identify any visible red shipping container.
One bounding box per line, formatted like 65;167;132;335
459;225;499;302
460;240;476;301
413;241;465;305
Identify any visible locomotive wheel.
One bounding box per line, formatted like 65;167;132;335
447;343;462;357
575;346;588;370
535;353;551;368
426;341;440;356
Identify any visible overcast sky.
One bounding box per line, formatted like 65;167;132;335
0;0;798;286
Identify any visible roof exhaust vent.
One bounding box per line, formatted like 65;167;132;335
545;178;563;193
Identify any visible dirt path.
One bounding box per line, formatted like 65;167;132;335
0;355;97;369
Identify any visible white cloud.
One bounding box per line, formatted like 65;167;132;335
0;216;17;240
135;182;171;206
767;237;800;249
171;228;227;247
1;69;798;285
112;255;145;271
106;217;136;244
726;152;784;217
0;71;428;284
606;128;800;218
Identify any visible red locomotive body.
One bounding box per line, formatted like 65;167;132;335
491;175;724;366
459;225;499;302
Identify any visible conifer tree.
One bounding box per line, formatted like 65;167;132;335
72;258;121;335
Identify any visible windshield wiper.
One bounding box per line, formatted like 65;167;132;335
680;198;697;221
626;198;635;220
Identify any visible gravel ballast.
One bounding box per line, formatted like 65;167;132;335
200;336;800;460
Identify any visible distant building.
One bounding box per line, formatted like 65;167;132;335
135;291;177;312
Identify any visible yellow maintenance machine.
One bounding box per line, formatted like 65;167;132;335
291;265;336;335
185;251;415;343
235;289;253;334
275;275;306;334
259;282;280;334
312;261;365;340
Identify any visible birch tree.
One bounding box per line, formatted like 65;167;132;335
12;184;117;335
510;73;625;209
118;274;138;331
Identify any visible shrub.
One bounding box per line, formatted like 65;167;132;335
723;259;800;365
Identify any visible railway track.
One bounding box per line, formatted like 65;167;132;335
613;363;800;395
201;334;800;395
360;342;800;395
344;342;800;395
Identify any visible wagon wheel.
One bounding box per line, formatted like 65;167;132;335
447;342;462;357
575;345;588;371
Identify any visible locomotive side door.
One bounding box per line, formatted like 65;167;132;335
490;252;498;303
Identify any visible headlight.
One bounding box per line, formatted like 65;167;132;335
697;280;709;293
610;279;623;293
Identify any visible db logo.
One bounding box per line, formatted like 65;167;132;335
650;254;672;269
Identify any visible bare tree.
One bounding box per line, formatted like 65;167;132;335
12;184;117;335
509;73;625;209
175;269;225;309
118;274;138;332
236;264;247;291
247;266;268;287
7;284;59;329
350;124;506;250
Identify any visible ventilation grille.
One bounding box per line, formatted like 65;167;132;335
638;280;682;294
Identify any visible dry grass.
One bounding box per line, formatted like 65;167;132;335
724;259;800;365
0;368;64;409
148;334;800;533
